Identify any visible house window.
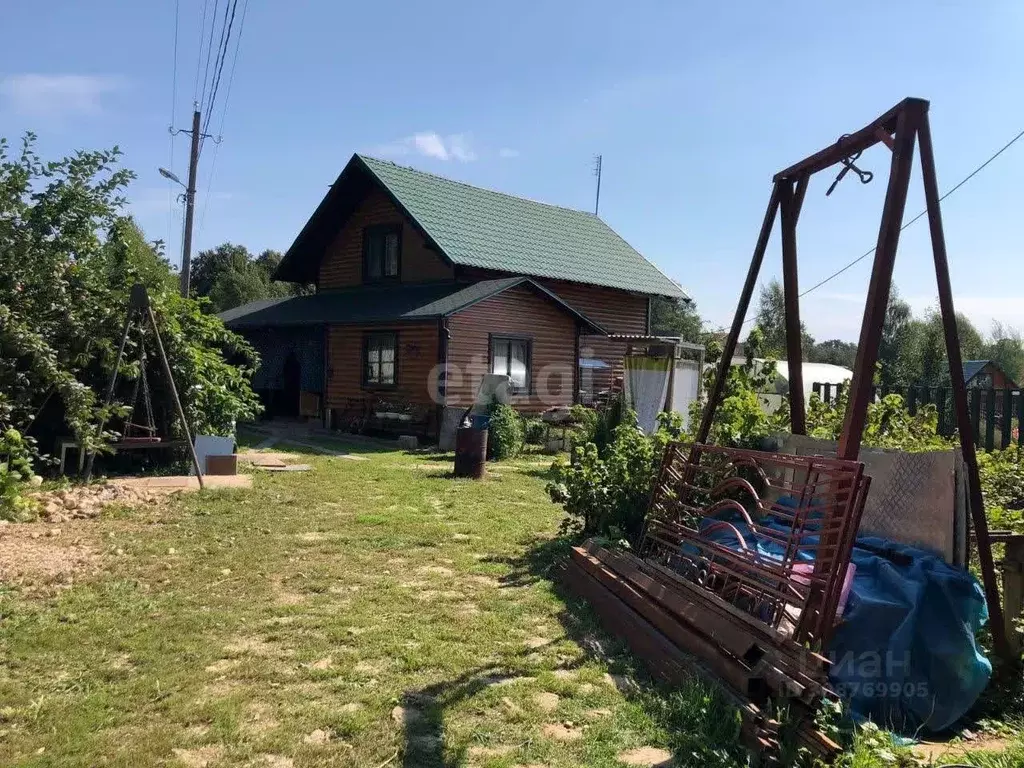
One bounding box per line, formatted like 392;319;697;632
491;336;531;392
363;332;397;387
363;225;401;281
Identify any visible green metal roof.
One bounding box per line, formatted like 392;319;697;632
275;154;686;299
219;277;606;334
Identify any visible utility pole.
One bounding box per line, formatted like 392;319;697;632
179;109;201;297
593;154;603;215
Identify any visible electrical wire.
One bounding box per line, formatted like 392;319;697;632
740;123;1024;326
198;0;221;111
201;0;240;153
167;0;181;256
192;0;211;106
196;0;249;243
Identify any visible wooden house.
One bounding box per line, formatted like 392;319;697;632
220;154;686;436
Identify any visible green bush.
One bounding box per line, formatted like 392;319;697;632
488;404;524;460
548;408;669;544
523;417;547;446
685;327;788;448
0;427;39;522
0;133;262;482
978;447;1024;532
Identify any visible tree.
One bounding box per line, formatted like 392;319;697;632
809;339;858;369
754;279;814;358
984;322;1024;384
0;133;261;498
916;308;985;386
650;296;703;342
877;287;924;388
191;244;309;313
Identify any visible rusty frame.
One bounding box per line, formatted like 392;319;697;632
640;443;870;646
693;97;1010;660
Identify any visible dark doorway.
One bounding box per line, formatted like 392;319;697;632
282;351;301;417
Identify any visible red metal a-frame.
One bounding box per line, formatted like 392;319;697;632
695;98;1010;660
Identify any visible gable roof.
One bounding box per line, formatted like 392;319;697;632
274;154;686;299
962;360;990;383
219;277;607;335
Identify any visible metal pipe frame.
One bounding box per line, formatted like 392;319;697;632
694;97;1011;660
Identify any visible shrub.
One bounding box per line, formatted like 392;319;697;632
0;427;39;522
685;327;788;448
548;408;665;544
978;447;1024;532
0;133;262;480
806;388;950;452
568;404;599;448
488;404;524;460
523;417;547;446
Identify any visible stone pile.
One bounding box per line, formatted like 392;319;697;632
28;484;167;523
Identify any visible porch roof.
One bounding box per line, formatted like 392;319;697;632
218;277;607;335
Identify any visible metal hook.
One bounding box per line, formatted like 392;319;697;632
826;134;874;196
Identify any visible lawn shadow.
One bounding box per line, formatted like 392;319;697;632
483;534;752;766
397;650;585;767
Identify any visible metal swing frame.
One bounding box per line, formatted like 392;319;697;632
693;97;1010;660
83;284;205;487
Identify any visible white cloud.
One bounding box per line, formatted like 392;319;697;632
374;131;477;162
498;147;520;159
0;74;125;118
446;133;476;162
411;131;449;160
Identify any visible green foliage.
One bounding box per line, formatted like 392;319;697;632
985;321;1024;385
548;409;684;544
687;327;788;448
191;243;311;312
978;447;1024;532
487;403;524;460
809;339;858;369
568;403;599;445
592;394;629;454
806;388;950;452
877;287;923;388
0;427;39;521
755;279;815;357
650;295;703;342
522;417;547;446
0;132;262;504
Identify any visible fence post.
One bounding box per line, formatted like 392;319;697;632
1018;390;1024;449
970;389;982;447
936;388;947;435
985;388;997;452
1003;389;1014;450
907;386;918;415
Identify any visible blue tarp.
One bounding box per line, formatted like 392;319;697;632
693;506;991;733
830;537;990;733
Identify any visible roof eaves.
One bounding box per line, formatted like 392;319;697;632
438;277;607;336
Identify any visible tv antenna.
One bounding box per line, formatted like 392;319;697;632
593;154;603;215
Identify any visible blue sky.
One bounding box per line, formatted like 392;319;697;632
2;1;1023;341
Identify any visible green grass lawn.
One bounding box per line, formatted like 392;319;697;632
0;442;1020;767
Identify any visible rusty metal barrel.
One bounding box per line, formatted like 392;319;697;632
453;426;487;479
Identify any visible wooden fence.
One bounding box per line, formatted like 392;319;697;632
812;382;1024;452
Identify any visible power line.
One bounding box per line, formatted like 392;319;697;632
198;0;221;111
741;122;1024;326
167;0;181;255
201;0;240;152
192;0;211;106
196;0;249;242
